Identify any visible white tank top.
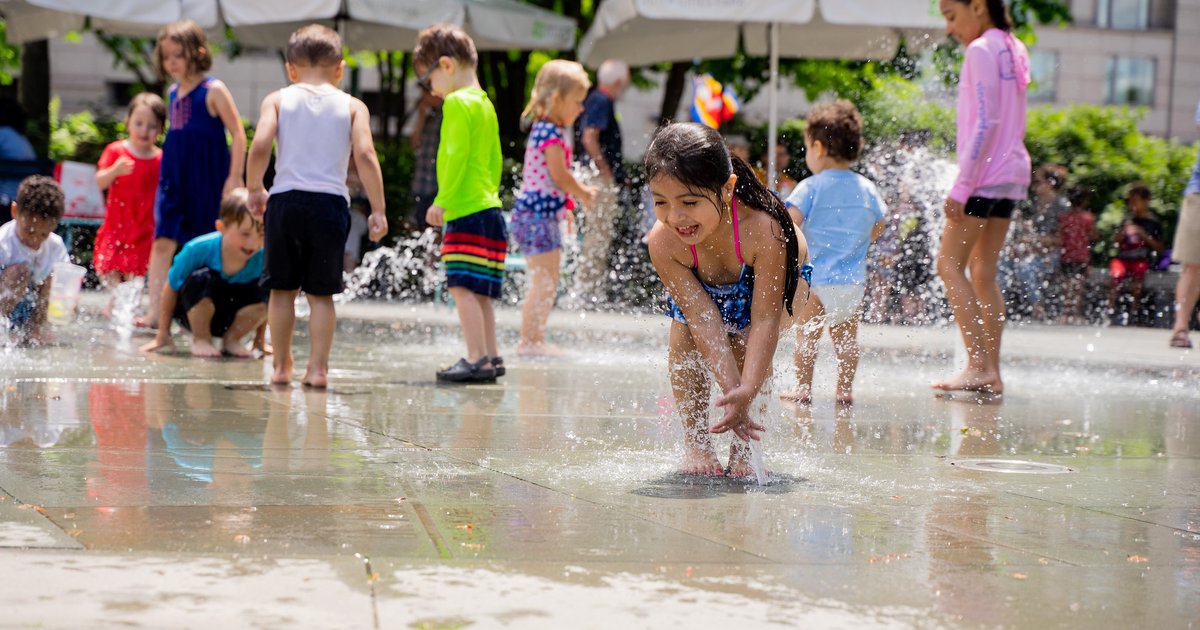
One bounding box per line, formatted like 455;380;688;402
270;83;352;201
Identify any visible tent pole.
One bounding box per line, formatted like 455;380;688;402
767;21;779;191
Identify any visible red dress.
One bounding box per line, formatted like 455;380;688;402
94;140;160;276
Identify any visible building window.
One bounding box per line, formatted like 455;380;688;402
1028;51;1058;103
1097;0;1149;29
1105;56;1155;106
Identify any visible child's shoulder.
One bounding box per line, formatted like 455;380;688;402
45;232;67;259
645;221;691;266
179;231;221;254
529;119;564;142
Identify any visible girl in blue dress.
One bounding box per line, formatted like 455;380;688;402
142;20;246;327
646;123;811;477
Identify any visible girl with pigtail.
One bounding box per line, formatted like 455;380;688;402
934;0;1031;395
511;60;597;356
646;122;811;477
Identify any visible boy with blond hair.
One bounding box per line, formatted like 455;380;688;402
414;24;507;383
247;24;387;388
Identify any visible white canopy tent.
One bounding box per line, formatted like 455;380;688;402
577;0;944;185
0;0;577;51
0;0;216;42
221;0;577;52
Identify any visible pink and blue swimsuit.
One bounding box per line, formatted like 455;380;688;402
510;120;574;255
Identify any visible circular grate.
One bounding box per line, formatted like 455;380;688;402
949;459;1076;474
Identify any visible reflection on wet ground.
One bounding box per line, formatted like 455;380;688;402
1;318;1198;627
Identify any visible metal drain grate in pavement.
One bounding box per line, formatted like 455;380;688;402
949;459;1076;474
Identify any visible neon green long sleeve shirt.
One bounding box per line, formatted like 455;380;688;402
433;87;503;222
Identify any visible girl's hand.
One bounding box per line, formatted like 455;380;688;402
563;209;577;237
712;385;766;441
113;157;135;177
223;175;242;198
943;197;965;223
576;184;598;207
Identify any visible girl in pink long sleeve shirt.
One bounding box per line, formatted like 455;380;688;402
933;0;1031;396
949;28;1031;205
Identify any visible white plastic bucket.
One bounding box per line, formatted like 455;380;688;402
47;262;86;325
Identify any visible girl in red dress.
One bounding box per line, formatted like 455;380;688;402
94;93;166;305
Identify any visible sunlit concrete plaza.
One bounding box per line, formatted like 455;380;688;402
2;300;1197;628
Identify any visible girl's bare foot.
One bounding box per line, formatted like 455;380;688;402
725;441;767;478
682;429;721;475
221;339;255;359
931;369;1003;394
272;355;294;385
190;339;221;358
682;446;722;475
301;366;328;389
516;341;566;357
835;386;854;406
779;384;812;405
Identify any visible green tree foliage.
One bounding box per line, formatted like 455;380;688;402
0;22;20;84
1026;105;1198;243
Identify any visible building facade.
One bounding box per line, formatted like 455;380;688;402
1030;0;1200;141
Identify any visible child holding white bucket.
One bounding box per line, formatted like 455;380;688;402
0;176;72;344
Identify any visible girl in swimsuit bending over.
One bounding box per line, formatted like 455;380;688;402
646;122;812;477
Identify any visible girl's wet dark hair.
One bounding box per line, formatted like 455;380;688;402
645;122;801;315
953;0;1013;31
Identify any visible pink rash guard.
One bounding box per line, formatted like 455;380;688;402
949;28;1032;205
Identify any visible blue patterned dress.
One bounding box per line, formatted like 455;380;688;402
154;77;230;244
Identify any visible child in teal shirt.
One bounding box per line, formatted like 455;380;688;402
415;24;507;384
140;189;268;358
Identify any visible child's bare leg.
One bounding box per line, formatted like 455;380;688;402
268;289;299;385
968;220;1010;380
476;293;498;366
933;218;1002;393
222;303;267;358
253;321;272;355
0;264;31;315
449;286;488;364
518;250;563;356
782;295;824;403
303;294;336;388
668;322;720;475
1130;276;1145;318
727;439;752;477
829;315;861;405
99;272;122;318
185;299;221;357
726;338;765;477
143;238;176;326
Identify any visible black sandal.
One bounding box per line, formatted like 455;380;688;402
436;356;497;383
492;356;506;377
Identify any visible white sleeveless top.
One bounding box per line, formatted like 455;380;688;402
270;83;352;202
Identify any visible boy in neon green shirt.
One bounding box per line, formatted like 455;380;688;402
416;24;508;383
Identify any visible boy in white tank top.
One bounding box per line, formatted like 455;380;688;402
246;24;387;388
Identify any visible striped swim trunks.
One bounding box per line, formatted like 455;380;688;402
442;207;508;299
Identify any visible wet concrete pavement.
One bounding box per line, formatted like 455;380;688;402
2;300;1198;628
